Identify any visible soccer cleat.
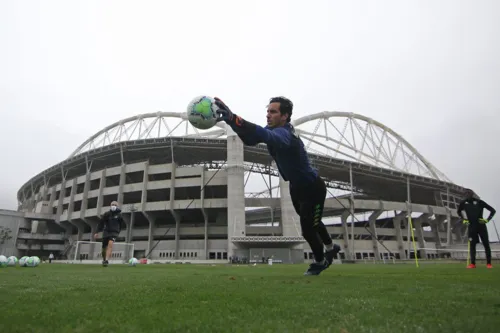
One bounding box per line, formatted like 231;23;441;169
325;244;341;267
467;263;476;269
486;264;493;269
303;260;329;276
102;260;109;267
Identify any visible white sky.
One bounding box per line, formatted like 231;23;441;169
1;0;499;238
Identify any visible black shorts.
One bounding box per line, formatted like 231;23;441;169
468;223;489;244
289;175;327;226
102;235;117;248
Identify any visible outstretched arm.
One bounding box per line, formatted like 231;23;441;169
215;97;292;148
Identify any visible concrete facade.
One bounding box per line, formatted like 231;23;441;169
0;210;24;257
9;131;473;263
9;157;469;263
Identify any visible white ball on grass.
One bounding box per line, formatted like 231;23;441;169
26;256;40;267
18;256;29;267
7;256;18;267
0;255;7;268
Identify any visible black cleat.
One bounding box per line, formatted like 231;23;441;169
304;260;329;276
325;244;341;267
102;260;109;267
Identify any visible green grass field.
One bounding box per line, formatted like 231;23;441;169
1;262;499;333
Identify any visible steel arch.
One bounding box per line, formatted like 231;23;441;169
68;111;450;182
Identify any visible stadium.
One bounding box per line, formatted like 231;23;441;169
2;109;486;264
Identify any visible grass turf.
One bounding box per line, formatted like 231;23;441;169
1;262;499;333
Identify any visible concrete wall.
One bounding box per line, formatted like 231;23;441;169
0;210;24;257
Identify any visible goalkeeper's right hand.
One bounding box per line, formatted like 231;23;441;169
214;97;235;123
462;219;469;225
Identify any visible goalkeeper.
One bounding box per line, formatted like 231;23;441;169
94;201;126;267
215;96;341;276
457;189;496;269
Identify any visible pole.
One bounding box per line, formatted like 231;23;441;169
407;177;419;267
407;177;411;258
349;165;355;260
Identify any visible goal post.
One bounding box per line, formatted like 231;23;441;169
72;241;135;264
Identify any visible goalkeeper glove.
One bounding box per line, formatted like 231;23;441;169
479;218;489;224
462;219;469;225
214;97;237;124
214;97;256;132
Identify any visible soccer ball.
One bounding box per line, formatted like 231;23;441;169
7;256;18;267
186;95;219;130
0;255;7;268
19;256;29;267
128;257;139;266
26;256;40;267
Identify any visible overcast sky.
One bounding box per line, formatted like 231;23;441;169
1;1;499;238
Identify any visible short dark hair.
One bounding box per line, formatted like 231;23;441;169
269;96;293;122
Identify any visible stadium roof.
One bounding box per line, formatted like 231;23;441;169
18;111;465;205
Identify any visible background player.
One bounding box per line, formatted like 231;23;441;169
457;189;496;269
94;201;125;267
215;96;341;275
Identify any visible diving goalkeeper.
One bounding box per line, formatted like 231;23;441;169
215;96;341;276
94;201;126;267
457;189;496;269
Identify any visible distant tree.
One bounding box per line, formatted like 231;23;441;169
0;226;13;249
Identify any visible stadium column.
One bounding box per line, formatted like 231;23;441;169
340;211;352;259
68;178;86;260
431;215;444;249
117;164;126;207
96;169;107;218
226;127;246;259
141;161;155;259
80;165;98;259
170;163;181;260
143;212;155;259
445;207;452;246
414;213;430;259
392;211;408;259
50;186;71;236
451;217;464;244
200;165;209;260
278;168;304;260
368;210;383;260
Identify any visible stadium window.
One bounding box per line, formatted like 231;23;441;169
223;252;227;260
217;252;222;259
209;252;216;259
304;252;308;259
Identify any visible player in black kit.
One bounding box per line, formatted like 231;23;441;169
457;189;496;269
94;201;126;267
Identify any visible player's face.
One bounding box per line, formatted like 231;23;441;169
266;102;287;127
